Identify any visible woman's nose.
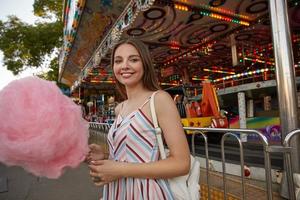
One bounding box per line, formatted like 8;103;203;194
121;60;130;69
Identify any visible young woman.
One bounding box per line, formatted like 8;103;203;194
88;39;190;199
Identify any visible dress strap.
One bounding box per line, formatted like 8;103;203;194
139;97;151;109
139;91;159;109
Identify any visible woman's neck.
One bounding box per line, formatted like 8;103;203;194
125;83;151;101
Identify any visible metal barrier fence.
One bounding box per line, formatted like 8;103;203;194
88;123;300;200
187;127;300;200
282;129;300;200
185;127;272;200
88;122;111;155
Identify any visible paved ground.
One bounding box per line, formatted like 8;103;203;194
200;170;284;200
0;163;102;200
0;163;285;200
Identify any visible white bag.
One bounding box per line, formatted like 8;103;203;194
150;92;200;200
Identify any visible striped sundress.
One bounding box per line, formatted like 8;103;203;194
102;95;174;200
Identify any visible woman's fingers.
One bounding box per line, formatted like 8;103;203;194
91;176;101;182
90;160;104;165
91;176;107;186
88;144;106;160
90;170;103;181
94;181;107;187
89;170;109;187
88;162;104;179
88;160;117;186
89;169;98;176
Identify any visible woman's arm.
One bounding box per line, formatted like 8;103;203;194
89;91;190;183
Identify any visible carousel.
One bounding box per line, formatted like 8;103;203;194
59;0;299;85
59;0;300;126
59;0;299;94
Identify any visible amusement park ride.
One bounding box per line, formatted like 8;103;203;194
59;0;299;87
179;81;228;132
58;0;300;142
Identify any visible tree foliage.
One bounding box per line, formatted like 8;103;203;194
0;0;63;81
33;0;63;19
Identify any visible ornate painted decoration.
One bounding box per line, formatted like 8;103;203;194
62;0;300;90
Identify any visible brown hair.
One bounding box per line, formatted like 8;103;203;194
111;38;160;98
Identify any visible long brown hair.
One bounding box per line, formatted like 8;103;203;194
111;38;160;98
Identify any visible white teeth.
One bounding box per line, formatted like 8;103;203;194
121;73;133;78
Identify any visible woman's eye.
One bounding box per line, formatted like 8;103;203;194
130;58;140;62
114;60;122;64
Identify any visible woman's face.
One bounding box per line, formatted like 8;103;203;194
113;43;144;87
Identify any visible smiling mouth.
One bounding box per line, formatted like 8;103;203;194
121;72;134;76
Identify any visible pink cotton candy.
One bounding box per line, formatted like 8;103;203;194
0;77;89;179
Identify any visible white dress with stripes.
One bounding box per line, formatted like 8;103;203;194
102;96;174;200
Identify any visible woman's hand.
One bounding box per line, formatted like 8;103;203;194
85;144;105;164
89;160;123;186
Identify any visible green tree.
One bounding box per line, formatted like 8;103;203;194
0;0;63;81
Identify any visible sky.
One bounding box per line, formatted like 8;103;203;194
0;0;45;90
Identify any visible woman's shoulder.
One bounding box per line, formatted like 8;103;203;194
154;90;171;98
152;90;178;118
153;90;174;104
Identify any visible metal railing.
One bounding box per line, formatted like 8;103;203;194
88;122;111;154
190;131;211;199
184;127;272;200
282;129;300;200
88;123;300;200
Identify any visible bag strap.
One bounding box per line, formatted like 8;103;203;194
150;92;198;184
150;92;167;159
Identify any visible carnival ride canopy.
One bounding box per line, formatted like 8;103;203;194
59;0;300;91
59;0;130;86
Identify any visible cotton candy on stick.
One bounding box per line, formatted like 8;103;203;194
0;77;89;179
